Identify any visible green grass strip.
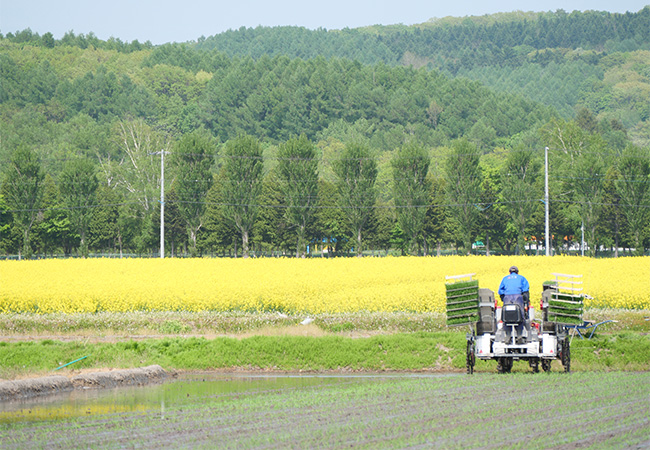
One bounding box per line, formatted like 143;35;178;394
0;334;469;376
1;332;649;376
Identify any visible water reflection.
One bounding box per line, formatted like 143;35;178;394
0;373;381;423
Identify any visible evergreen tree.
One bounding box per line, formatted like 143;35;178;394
313;179;348;256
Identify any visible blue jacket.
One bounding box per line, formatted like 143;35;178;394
498;273;530;296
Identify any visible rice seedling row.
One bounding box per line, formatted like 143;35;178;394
2;372;648;449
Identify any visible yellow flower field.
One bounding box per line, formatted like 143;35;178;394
1;256;648;314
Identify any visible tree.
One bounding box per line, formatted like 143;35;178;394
391;142;430;255
171;129;215;256
313;179;348;256
88;184;120;254
475;168;511;255
616;145;650;255
59;157;99;257
277;134;319;257
542;119;607;256
0;194;17;255
599;166;624;256
333;142;378;257
252;170;292;255
444;139;482;254
33;174;71;257
220;134;264;258
103;118;170;255
199;172;239;256
2;145;44;258
423;175;450;256
500;149;541;254
106;119;168;213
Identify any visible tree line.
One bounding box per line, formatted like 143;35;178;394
2;112;649;259
1;12;649;259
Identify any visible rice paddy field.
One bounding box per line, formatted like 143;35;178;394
1;256;649;314
1;371;649;449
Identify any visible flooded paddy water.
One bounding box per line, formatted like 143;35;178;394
1;371;648;449
0;372;450;424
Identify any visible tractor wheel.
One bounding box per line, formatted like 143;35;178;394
466;340;475;375
497;357;512;374
529;358;539;373
541;359;552;373
561;339;571;373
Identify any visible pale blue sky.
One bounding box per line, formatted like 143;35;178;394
1;0;648;45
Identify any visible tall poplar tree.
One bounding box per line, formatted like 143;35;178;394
616;144;650;255
392;142;430;255
172;128;215;256
59;157;99;257
221;134;264;258
278;134;318;258
2;145;44;259
501;149;541;254
444;139;482;254
333;142;377;257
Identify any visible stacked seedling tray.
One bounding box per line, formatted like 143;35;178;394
445;274;480;326
546;273;584;325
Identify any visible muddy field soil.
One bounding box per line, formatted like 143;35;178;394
0;366;167;401
1;371;649;449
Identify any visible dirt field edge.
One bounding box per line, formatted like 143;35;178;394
0;365;168;402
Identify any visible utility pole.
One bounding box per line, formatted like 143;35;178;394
150;150;170;258
545;146;550;256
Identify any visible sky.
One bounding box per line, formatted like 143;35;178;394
1;0;649;45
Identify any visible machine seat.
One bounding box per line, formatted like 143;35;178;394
502;303;524;324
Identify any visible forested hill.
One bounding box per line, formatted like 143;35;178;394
0;40;555;155
195;8;650;71
1;7;649;149
148;7;650;146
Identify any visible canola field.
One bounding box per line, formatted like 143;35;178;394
1;256;648;314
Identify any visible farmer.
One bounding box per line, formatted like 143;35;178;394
498;266;530;335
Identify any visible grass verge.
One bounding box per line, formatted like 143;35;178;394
1;331;648;379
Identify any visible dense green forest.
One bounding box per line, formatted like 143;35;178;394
1;8;649;258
